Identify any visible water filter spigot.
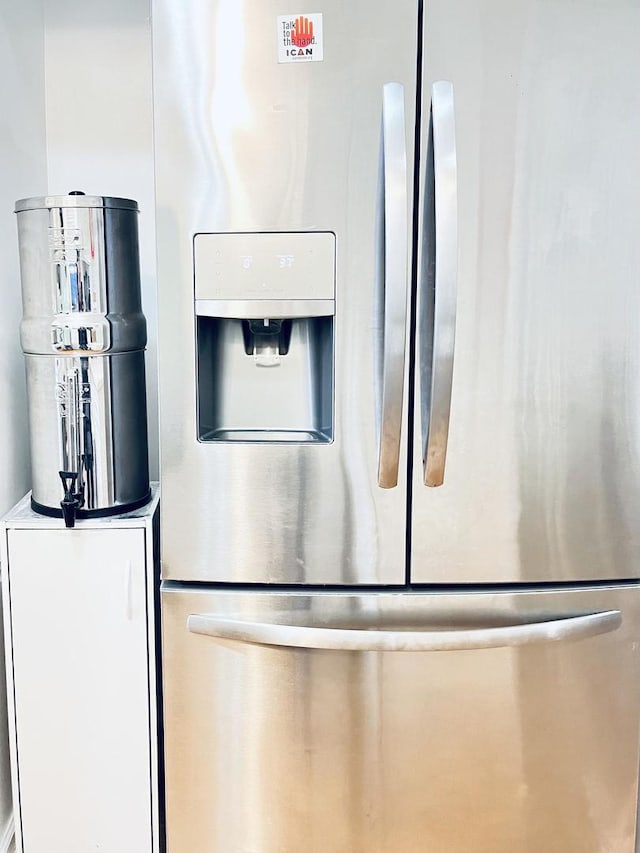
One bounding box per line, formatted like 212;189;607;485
59;471;81;528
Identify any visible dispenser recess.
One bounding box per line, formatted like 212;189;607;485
195;232;335;443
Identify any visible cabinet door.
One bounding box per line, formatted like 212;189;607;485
7;528;152;853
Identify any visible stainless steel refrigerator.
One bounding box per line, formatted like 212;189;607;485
153;1;640;850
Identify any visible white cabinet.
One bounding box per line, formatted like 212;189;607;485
1;491;160;853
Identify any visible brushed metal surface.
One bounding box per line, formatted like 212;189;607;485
162;584;640;852
154;0;417;583
412;0;640;582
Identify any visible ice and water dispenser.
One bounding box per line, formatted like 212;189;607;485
195;232;335;443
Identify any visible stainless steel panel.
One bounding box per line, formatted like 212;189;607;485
153;0;418;582
412;0;640;582
162;584;640;852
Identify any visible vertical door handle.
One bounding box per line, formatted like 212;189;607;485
377;82;409;489
422;81;458;487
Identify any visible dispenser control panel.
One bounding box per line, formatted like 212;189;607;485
194;232;335;302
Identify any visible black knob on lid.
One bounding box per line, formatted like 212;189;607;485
68;190;85;195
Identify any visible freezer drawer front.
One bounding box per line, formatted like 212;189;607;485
162;585;640;853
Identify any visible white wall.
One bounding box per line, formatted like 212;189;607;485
43;0;158;477
0;2;47;848
0;4;156;846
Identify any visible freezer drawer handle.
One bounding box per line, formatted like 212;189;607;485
421;81;458;487
377;82;409;489
187;610;621;652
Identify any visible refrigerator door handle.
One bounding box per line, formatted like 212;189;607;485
187;610;621;652
422;81;458;487
377;82;409;489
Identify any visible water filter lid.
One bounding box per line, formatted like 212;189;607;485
14;193;139;213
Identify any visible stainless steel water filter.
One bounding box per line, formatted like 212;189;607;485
15;193;150;525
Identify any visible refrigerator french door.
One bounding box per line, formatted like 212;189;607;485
154;0;416;585
153;0;640;851
412;0;640;585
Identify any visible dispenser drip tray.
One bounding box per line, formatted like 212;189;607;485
200;428;331;443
